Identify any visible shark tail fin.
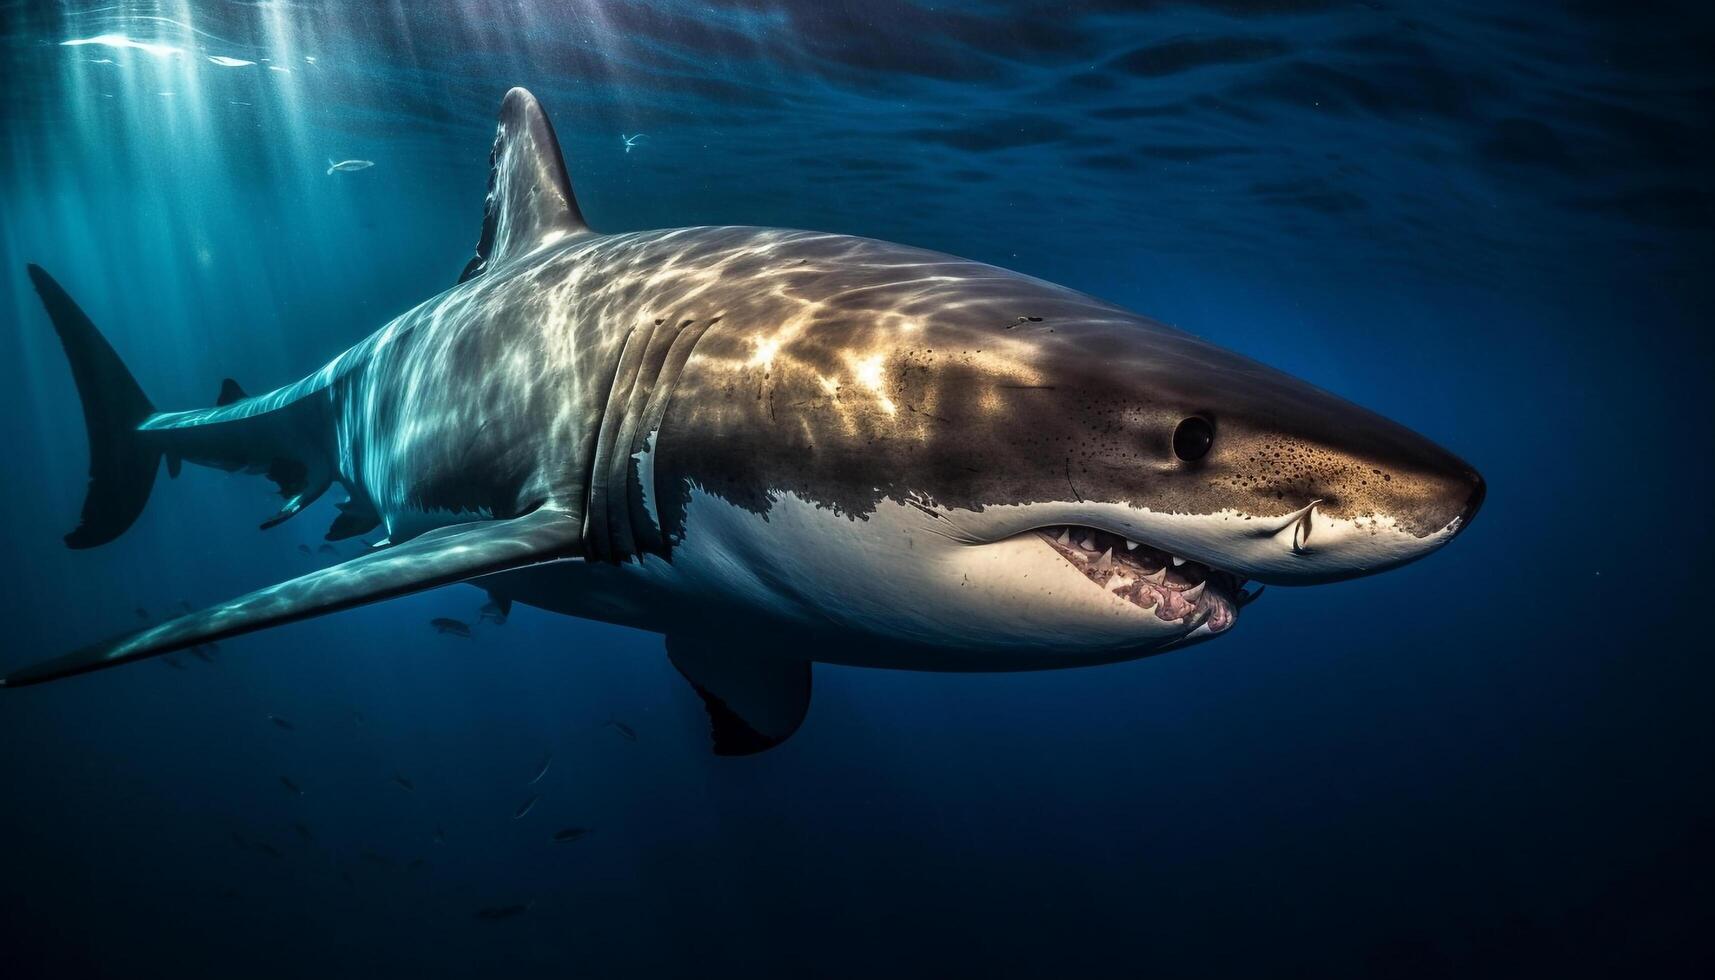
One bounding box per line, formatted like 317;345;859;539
27;264;160;549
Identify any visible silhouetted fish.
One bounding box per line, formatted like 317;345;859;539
430;617;471;637
326;158;375;175
528;751;552;785
392;774;415;792
552;827;591;844
268;714;295;731
475;903;530;920
514;795;539;819
606;719;637;742
281;776;303;796
316;543;337;554
296;544;311;555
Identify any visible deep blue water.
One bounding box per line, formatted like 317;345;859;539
1;1;1710;976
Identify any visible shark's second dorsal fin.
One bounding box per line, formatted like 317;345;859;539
216;378;246;406
459;87;587;284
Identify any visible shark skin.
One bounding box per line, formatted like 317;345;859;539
5;88;1484;754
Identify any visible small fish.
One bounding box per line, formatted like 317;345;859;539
605;719;638;742
316;543;337;554
326;158;374;175
392;774;415;793
293;821;315;843
621;133;644;153
268;714;295;731
476;903;531;920
297;543;311;555
514;795;539;820
207;55;254;67
281;776;304;796
552;827;591;844
528;751;552;785
431;617;471;638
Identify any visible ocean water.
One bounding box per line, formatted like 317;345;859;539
0;1;1710;976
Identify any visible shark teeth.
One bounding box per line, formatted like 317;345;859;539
1034;524;1250;627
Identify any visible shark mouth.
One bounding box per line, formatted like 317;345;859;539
1034;526;1261;637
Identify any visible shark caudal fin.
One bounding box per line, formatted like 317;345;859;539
27;265;161;549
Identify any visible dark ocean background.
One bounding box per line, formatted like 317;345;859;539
1;1;1710;976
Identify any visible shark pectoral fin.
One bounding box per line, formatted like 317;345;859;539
667;635;812;757
1;508;583;688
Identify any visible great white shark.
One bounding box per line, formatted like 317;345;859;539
5;89;1483;754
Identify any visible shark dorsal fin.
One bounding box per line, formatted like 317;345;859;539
459;87;587;284
216;378;246;406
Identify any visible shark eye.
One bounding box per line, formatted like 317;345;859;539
1172;416;1214;462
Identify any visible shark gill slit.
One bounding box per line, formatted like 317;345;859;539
627;316;718;559
585;315;714;563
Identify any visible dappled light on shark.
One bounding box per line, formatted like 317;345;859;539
4;87;1482;760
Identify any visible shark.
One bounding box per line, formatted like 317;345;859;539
4;88;1484;754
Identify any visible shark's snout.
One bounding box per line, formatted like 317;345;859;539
1460;469;1487;528
1230;450;1485;585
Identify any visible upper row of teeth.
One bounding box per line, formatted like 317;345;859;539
1054;527;1189;566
